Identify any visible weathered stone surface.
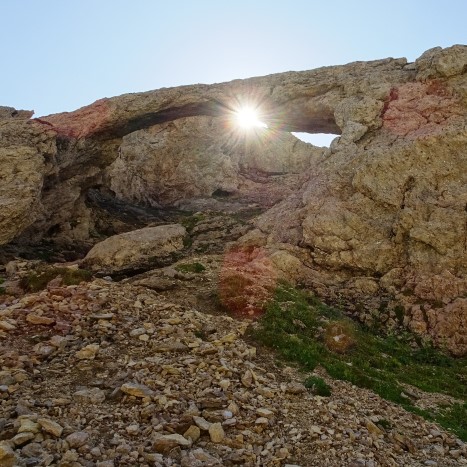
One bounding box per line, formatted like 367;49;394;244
107;116;316;207
0;110;52;246
82;224;186;274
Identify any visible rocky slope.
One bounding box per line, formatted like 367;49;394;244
1;44;466;355
1;261;465;466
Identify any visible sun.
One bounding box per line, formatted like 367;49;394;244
234;106;267;129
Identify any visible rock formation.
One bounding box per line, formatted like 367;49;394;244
1;45;466;354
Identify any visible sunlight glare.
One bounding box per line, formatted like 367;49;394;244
235;107;267;129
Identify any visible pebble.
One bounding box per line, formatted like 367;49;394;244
25;313;55;325
193;416;211;431
66;431;89;448
208;422;225;443
153;434;192;453
38;418;63;437
184;425;201;442
120;382;154;398
75;343;100;360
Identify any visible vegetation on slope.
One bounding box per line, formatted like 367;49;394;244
250;283;467;441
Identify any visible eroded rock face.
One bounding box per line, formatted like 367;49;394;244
252;47;467;355
107;115;317;207
0;109;55;245
1;45;466;354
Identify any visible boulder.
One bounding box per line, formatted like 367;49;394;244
82;224;186;274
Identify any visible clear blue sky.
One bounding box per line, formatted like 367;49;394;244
1;0;466;119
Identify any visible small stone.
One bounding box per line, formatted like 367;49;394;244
26;314;55;325
75;344;100;360
18;418;40;434
208;422;224;443
126;424;140;436
255;417;269;425
185;402;200;416
73;387;106;404
222;410;233;419
153;434;191;453
21;442;43;458
193;416;211;431
277;447;289;459
0;441;16;467
256;386;274;398
61;450;79;462
366;420;383;436
222;418;237;427
12;432;35;446
33;343;55;356
49;335;66;347
285;382;306;394
241;370;253;387
219;379;230;390
227;401;239;415
66;431;89;448
184;425;201;442
38;418;63;437
120;382;154;398
256;408;274;418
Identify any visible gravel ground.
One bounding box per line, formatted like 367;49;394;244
1;276;465;466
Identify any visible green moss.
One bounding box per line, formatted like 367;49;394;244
175;262;206;274
20;267;93;292
304;375;332;396
251;283;467;441
180;214;205;233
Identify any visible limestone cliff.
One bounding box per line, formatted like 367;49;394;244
1;45;466;354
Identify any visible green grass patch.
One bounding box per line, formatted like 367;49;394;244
175;262;206;274
250;283;467;440
20;267;93;292
304;375;332;397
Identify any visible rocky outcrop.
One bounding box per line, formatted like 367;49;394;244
0;108;55;245
82;224;186;274
107;115;317;207
1;45;466;354
250;47;467;355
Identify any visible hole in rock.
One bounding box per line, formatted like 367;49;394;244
292;132;338;147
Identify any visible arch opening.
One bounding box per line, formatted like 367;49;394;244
292;132;338;147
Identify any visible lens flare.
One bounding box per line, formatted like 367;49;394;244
235;107;267;129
